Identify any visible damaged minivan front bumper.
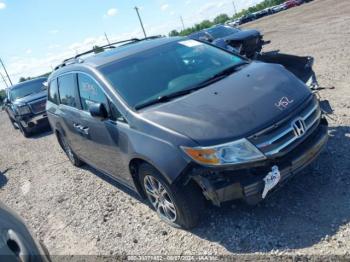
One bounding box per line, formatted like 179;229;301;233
189;117;328;206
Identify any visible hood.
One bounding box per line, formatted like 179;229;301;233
221;29;260;41
13;90;47;105
140;62;311;146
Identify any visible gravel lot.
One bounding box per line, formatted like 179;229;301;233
1;0;350;257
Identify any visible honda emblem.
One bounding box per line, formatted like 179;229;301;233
292;118;306;138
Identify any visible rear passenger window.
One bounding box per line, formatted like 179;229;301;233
48;79;59;104
58;74;77;108
77;73;108;112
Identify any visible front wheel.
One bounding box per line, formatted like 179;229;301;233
17;121;30;138
139;163;204;229
10;118;19;130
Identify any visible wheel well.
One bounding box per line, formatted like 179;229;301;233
54;129;65;150
128;158;204;200
129;158;148;198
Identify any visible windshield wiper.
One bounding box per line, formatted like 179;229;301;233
208;62;248;81
134;62;248;110
178;62;249;92
135;89;193;110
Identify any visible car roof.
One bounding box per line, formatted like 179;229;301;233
80;37;182;68
10;77;47;90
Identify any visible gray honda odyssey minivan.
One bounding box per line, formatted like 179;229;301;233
46;37;328;228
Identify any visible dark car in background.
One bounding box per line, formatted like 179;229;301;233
4;77;49;137
0;201;50;261
189;25;265;58
239;13;257;24
47;37;328;229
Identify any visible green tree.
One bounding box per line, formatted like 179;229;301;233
169;0;287;36
0;89;6;106
213;14;230;25
196;20;213;30
93;45;104;54
19;77;31;83
169;30;180;37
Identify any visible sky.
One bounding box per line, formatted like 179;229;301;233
0;0;263;89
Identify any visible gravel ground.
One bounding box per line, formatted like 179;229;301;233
1;0;350;257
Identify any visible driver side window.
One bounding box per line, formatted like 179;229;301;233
77;73;109;112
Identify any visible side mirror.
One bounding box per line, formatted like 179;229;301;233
3;98;9;105
89;102;108;120
42;81;48;89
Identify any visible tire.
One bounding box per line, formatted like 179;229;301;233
17;121;31;138
139;163;204;229
10;118;19;130
57;133;84;167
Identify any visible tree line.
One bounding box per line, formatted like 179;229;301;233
0;89;6;106
169;0;286;36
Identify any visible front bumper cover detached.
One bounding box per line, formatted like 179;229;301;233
190;118;329;206
19;112;48;128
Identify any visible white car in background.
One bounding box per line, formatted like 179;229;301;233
272;3;288;13
225;18;241;27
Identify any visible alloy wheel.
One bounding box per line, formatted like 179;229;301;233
144;175;177;223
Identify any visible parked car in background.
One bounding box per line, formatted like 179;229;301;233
251;8;272;19
47;37;328;229
272;3;288;13
239;13;257;24
189;25;265;58
0;201;50;261
225;18;241;27
285;0;302;9
3;77;48;137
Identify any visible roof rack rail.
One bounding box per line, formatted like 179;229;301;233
53;35;165;71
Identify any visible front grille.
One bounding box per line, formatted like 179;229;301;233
29;99;46;114
249;96;321;158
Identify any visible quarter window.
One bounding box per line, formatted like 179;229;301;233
48;79;59;104
77;73;108;112
58;74;77;108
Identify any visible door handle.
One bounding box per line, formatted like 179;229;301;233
73;123;81;129
81;126;89;135
73;123;89;135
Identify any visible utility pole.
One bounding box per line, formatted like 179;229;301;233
0;58;13;86
104;32;111;45
134;6;147;38
0;71;8;88
232;1;238;16
180;16;185;31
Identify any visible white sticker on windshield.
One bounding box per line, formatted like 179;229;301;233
179;40;203;47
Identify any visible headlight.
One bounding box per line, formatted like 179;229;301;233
181;138;266;166
17;105;31;115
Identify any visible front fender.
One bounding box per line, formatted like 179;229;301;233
121;125;192;184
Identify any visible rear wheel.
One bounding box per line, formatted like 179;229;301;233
139;163;204;229
58;133;83;167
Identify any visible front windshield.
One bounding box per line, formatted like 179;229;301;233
100;39;245;109
10;79;46;101
206;26;240;39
